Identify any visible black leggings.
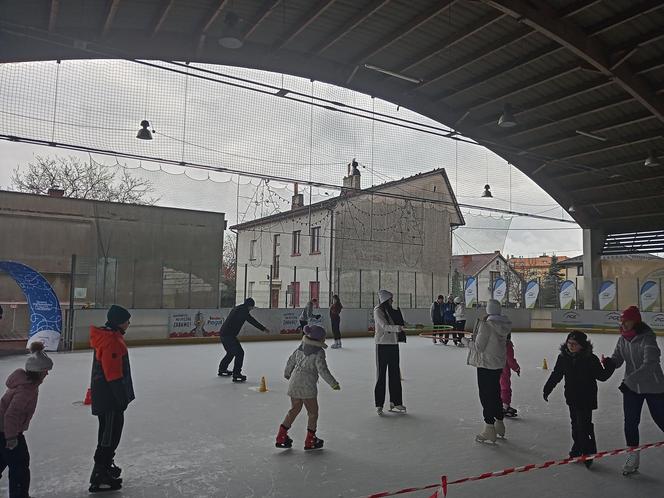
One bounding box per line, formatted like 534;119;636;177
0;432;30;498
569;406;596;456
477;368;503;424
219;336;245;376
375;344;402;407
331;316;341;340
94;411;125;467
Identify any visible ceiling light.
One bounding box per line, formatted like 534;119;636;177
575;130;607;142
498;103;517;128
363;64;422;84
136;120;152;140
482;184;493;198
645;150;661;167
568;204;576;213
219;12;243;49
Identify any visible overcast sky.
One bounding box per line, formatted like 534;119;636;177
0;60;582;258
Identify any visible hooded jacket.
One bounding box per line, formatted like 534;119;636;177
467;315;512;369
299;301;320;323
543;343;614;410
373;304;401;345
0;369;41;439
220;303;266;338
430;301;445;325
284;337;338;398
609;322;664;394
90;326;135;415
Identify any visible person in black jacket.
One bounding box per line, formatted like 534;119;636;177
543;331;614;468
218;298;269;382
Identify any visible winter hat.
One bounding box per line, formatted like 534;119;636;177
106;305;131;328
304;324;326;342
244;297;256;307
621;306;641;324
454;297;461;304
25;342;53;372
378;289;393;304
566;331;589;349
486;299;501;316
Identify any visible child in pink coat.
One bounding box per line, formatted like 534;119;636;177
0;342;53;497
500;334;520;417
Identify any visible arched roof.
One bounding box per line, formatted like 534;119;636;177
1;0;663;233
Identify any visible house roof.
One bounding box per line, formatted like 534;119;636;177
231;168;464;231
451;252;501;277
560;253;662;266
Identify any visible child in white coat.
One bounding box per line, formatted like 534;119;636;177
275;325;339;450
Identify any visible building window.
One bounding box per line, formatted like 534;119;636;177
292;230;301;256
310;226;321;254
248;281;255;296
249;239;257;261
577;265;584;276
272;234;280;279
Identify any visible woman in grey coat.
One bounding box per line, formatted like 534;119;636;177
275;325;339;451
603;306;664;475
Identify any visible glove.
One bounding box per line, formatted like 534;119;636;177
618;382;629;394
6;438;18;450
543;392;549;402
516;369;521;377
332;384;341;391
263;327;271;334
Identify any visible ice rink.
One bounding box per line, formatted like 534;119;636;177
1;332;664;498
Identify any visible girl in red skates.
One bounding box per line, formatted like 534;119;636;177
500;334;520;417
276;325;340;450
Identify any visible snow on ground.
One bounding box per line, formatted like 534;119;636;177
1;332;664;498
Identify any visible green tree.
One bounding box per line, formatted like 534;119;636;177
542;255;564;307
451;269;463;300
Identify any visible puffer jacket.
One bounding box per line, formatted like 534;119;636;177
284;337;338;398
90;326;135;415
0;369;41;439
299;301;320;323
454;303;466;321
467;315;512;370
609;322;664;394
543;343;614;410
374;304;401;345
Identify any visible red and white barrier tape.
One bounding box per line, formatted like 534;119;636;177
363;440;664;498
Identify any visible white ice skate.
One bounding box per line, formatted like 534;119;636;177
389;403;407;413
495;419;506;439
623;450;640;476
475;424;497;443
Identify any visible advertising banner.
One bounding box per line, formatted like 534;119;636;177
168;310;222;338
552;309;664;330
465;277;477;307
524;280;539;309
640;280;659;312
0;261;62;350
492;277;506;303
559;280;576;310
598;280;616;311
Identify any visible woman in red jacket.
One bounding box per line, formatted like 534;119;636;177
0;341;53;498
89;305;135;492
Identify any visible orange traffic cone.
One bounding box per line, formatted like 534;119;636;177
542;358;548;370
83;388;92;405
258;376;268;393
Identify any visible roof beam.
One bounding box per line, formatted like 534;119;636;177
559;0;603;17
101;0;121;38
480;0;664;123
48;0;60;32
152;0;174;37
578;191;664;208
349;0;457;66
414;27;532;91
602;210;664;222
585;0;664;36
313;0;390;55
526;113;655;152
569;170;664;194
395;11;504;74
557;153;649;181
243;0;281;40
556;130;663;161
506;96;634;140
277;0;337;49
199;0;229;36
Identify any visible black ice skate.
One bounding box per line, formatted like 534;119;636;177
218;370;233;377
503;406;518;417
232;374;247;382
89;465;122;492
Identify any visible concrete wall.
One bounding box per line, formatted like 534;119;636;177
0;190;225;312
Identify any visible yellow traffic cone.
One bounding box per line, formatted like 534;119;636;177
258;376;268;393
542;358;548;370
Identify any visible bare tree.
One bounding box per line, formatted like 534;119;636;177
220;232;237;307
10;155;157;204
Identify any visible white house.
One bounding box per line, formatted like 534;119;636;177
233;166;464;308
451;251;523;306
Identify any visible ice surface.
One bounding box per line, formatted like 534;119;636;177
1;332;664;497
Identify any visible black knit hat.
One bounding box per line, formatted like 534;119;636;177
567;330;589;348
244;297;256;307
106;305;131;328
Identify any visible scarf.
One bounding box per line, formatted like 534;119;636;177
621;327;637;341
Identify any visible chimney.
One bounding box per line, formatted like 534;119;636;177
342;158;361;192
47;186;65;197
291;182;304;210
